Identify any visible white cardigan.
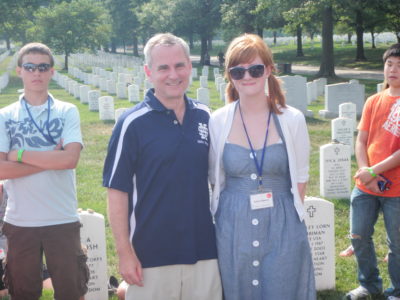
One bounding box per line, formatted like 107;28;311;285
209;101;310;221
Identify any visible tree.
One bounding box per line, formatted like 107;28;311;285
106;0;140;55
0;0;42;49
220;0;258;40
317;4;336;77
32;0;110;70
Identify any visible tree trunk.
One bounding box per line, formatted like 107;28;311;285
273;31;277;45
257;27;263;38
189;33;194;50
296;25;304;57
355;9;366;61
371;31;376;48
397;32;400;43
317;5;336;77
347;33;352;43
64;53;69;71
200;36;208;65
111;39;117;53
208;37;213;51
133;36;139;57
6;37;10;50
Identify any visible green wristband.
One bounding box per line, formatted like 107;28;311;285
366;167;377;177
17;149;25;163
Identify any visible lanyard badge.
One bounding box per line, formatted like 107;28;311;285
238;102;274;210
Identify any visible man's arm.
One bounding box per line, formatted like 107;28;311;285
108;188;143;286
0;152;44;180
354;130;381;193
7;142;81;170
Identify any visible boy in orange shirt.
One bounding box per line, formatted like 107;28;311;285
345;44;400;300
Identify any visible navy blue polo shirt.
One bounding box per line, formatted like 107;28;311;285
103;89;217;268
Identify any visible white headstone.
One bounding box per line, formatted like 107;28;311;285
79;210;108;300
80;85;90;104
128;84;140;103
99;96;115;121
115;107;128;122
279;75;313;116
199;76;208;88
332;117;354;155
197;87;210;106
304;196;335;291
319;81;365;118
116;82;127;99
201;66;209;77
377;83;383;93
88;90;100;112
307;81;317;104
192;68;198;79
339;102;357;132
320;143;351;199
99;78;107;92
106;80;116;95
219;82;227;103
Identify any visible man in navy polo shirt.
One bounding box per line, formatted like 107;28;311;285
103;33;222;300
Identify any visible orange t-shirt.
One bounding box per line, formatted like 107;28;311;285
356;89;400;196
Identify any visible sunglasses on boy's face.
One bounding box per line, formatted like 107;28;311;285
229;64;265;80
21;63;51;73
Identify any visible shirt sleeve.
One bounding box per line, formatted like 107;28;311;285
292;111;310;183
61;105;83;147
0;111;10;153
103;118;138;193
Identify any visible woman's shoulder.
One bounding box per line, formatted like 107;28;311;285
211;101;236;121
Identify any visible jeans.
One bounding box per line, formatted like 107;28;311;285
350;187;400;297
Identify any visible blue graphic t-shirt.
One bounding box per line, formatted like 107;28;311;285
0;94;83;226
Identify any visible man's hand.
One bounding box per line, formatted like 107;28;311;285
364;177;382;194
119;250;143;286
354;167;375;186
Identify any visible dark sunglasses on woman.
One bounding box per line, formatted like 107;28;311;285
22;63;52;73
229;64;265;80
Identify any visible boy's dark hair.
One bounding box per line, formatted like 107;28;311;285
383;43;400;63
17;42;54;67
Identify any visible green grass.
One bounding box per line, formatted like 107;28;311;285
0;47;390;300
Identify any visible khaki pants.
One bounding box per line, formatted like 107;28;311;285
126;259;222;300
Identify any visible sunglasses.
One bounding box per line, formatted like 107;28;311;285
22;63;51;73
229;64;265;80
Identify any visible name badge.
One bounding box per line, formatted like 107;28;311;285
250;191;274;210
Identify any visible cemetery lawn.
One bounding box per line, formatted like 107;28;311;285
0;63;389;300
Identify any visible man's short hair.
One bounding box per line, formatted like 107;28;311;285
143;33;190;67
383;43;400;63
17;42;54;67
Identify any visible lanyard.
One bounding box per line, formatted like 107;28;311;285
238;102;272;188
24;96;57;145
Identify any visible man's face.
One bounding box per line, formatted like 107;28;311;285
16;53;54;94
384;56;400;89
144;44;192;103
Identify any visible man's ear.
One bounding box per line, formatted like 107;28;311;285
144;64;151;79
16;66;22;78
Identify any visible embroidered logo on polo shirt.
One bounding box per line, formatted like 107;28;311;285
198;123;208;140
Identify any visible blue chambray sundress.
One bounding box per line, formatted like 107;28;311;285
214;114;316;300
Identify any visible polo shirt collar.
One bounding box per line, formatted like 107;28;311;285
144;88;196;111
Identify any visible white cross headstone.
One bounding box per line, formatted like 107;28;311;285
339;102;357;132
332;117;354;155
304;196;335;291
